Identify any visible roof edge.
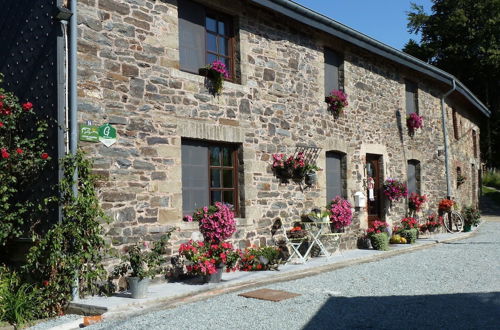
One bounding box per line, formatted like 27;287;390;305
249;0;491;117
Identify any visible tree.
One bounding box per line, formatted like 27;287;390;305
403;0;500;167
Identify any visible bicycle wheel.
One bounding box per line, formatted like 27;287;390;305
443;211;464;233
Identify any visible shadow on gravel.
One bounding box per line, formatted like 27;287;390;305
303;292;500;330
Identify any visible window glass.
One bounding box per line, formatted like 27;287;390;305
206;17;217;32
207;33;217;52
222;170;233;188
211;169;221;188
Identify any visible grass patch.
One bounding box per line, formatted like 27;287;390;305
482;186;500;204
482;169;500;190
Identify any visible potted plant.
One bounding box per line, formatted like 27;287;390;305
178;240;239;283
182;202;238;283
425;214;442;233
198;60;230;95
406;112;423;136
408;192;427;216
366;221;390;251
239;246;281;271
304;163;321;186
325;89;348;117
397;217;418;243
328;196;353;232
462;206;480;232
286;225;308;240
113;234;172;299
383;178;408;202
272;153;294;182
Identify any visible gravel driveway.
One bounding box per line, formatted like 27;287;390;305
91;221;500;330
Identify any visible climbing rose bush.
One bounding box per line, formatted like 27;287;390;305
328;196;353;230
383;178;408;202
0;75;50;244
185;202;236;243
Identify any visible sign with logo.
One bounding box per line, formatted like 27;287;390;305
98;123;117;147
79;124;99;142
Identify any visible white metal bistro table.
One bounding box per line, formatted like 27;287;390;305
302;221;343;259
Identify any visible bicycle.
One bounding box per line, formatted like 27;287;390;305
442;210;464;233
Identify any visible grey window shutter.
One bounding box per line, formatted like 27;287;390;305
407;161;417;194
405;80;418;115
324;48;340;95
326;152;343;202
178;0;205;73
182;141;209;215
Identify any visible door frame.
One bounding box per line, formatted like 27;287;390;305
366;153;384;226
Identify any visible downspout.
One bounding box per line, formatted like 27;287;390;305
69;0;79;301
441;80;456;199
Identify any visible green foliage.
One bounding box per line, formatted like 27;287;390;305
24;150;109;317
482;186;500;204
239;245;281;271
0;74;51;245
403;0;500;166
399;229;418;244
113;232;175;280
0;266;40;327
482;169;500;190
369;233;389;251
462;206;481;226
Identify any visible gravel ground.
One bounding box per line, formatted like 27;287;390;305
90;221;500;330
28;314;82;330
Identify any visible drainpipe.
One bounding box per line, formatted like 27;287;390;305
69;0;79;301
441;80;456;199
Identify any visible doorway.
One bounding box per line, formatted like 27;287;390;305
366;154;383;226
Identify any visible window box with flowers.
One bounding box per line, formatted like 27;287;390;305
325;89;348;117
272;152;320;184
199;60;231;96
406;112;423;136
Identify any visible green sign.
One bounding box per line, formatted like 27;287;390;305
79;124;99;142
98;123;117;147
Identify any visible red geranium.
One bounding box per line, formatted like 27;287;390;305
16;148;23;154
22;102;33;111
41;152;49;159
1;148;9;159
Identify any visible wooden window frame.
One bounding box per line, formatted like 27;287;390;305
207;143;239;215
205;10;236;82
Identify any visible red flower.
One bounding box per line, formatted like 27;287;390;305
42;280;50;287
22;102;33;111
41;152;49;159
0;122;3;127
256;264;263;270
1;148;9;159
16;148;23;155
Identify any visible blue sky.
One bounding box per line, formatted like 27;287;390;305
293;0;433;50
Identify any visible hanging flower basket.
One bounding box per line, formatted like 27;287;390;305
383;178;408;202
325;89;348;117
198;60;230;95
406;112;423;136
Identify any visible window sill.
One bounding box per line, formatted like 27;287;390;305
172;69;250;94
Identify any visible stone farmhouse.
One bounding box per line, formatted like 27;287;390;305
0;0;490;252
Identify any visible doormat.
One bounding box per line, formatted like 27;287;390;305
238;288;301;302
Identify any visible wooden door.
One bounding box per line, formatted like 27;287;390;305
366;154;383;226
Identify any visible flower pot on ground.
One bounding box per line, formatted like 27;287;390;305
357;235;372;249
463;223;472;232
370;233;389;251
366;220;390;250
239;246;281;271
178;240;240;283
205;264;224;283
127;277;150;299
113;233;173;299
399;229;418;244
462;205;481;227
424;214;442;233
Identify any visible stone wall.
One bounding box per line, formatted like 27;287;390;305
75;0;482;257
